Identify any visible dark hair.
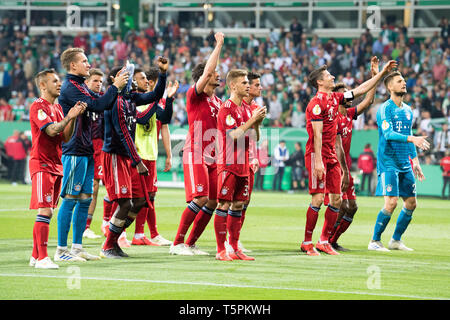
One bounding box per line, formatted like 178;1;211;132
247;71;261;84
333;82;347;92
308;65;328;89
134;67;144;76
192;62;207;83
383;71;402;90
107;66;122;86
146;66;160;82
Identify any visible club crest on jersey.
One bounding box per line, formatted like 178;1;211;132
196;184;204;193
221;186;229;195
312;104;321;115
386;184;393;193
121;185;128;194
226;115;236;126
382;120;390;130
406;113;411;120
74;184;82;192
37;109;47;121
44;193;52;203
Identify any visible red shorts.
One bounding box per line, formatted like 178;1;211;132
217;170;249;202
92;138;104;181
103;153;145;201
141;159;158;193
30;172;62;209
305;153;341;195
183;151;217;203
324;173;356;205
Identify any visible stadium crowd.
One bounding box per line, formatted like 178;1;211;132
0;16;449;165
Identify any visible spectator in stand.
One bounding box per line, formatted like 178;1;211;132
0;64;11;100
0;97;13;121
440;150;450;199
358;143;376;195
4;130;27;185
272;140;289;191
434;122;450;160
288;142;305;190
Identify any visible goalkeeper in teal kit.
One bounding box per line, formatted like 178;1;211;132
368;71;430;252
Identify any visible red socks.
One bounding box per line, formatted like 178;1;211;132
146;200;159;239
214;209;228;252
329;216;353;244
320;205;340;242
186;206;214;246
304;205;320;242
227;212;242;251
33;215;51;260
173;201;201;246
134;207;147;235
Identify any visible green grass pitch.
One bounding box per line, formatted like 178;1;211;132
0;183;449;300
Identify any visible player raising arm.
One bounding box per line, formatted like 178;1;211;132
170;32;225;256
327;56;380;251
301;59;397;256
368;70;429;252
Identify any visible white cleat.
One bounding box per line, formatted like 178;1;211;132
169;243;194;256
83;228;102;239
29;256;37;267
368;240;390;252
189;244;209;255
150;235;173;246
224;240;234;255
35;257;59;269
71;248;101;260
54;248;87;262
388;239;414;251
238;240;252;253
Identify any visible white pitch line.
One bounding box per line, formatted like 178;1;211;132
0;273;447;300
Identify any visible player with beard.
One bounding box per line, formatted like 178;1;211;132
301;59;397;256
132;66;177;246
100;57;168;259
29;69;86;268
368;71;430;252
170;32;225;256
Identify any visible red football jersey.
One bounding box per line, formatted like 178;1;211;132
183;84;222;163
217;99;251;177
29;98;65;177
337;106;357;166
305;91;344;161
242;99;259;163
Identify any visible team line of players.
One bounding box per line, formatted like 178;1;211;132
27;32;430;268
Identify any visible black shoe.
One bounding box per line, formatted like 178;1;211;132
100;248;123;259
114;244;129;257
331;242;350;252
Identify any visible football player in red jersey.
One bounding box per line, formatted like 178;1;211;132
170;32;225;256
29;69;86;268
215;69;265;261
225;71;263;254
327;57;380;251
301;59;397;256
